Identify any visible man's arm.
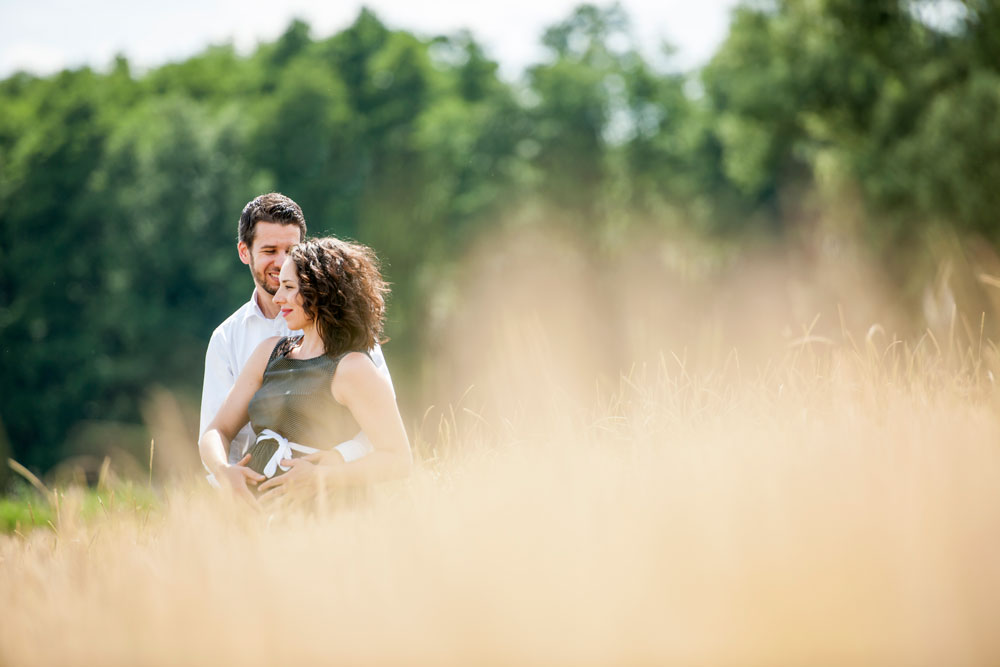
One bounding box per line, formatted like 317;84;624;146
200;337;278;501
200;328;234;440
201;327;257;475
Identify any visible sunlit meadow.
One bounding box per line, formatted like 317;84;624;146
3;225;1000;665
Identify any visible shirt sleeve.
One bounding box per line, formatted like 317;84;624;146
200;327;234;437
333;434;376;463
369;343;396;399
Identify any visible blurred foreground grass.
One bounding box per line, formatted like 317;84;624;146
6;227;1000;663
2;328;999;665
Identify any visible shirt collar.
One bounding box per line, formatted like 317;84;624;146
243;290;274;323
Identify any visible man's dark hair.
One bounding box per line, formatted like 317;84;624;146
238;193;307;248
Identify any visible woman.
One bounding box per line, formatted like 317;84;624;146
199;237;411;504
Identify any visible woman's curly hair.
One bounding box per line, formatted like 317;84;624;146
289;237;388;358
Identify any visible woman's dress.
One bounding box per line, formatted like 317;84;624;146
244;336;362;479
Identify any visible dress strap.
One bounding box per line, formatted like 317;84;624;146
268;336;302;364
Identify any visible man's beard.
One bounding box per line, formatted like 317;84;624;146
250;257;277;296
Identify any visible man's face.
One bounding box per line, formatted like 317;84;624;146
238;222;303;296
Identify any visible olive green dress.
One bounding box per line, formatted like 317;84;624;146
244;336;363;479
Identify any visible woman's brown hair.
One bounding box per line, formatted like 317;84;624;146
290;237;388;358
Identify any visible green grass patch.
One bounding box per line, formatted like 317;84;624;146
0;480;161;534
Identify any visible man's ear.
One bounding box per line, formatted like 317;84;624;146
238;241;251;266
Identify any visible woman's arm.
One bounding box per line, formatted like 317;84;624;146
258;351;412;495
199;336;280;497
329;351;413;481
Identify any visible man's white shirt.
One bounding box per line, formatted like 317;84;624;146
200;291;393;467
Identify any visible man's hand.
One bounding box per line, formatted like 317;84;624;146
258;457;319;502
215;453;265;505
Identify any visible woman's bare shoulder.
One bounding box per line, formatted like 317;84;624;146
331;351;383;402
252;335;284;359
245;336;284;371
336;351;378;377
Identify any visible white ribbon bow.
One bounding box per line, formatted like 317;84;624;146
256;429;319;478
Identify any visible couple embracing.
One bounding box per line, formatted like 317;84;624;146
198;193;411;503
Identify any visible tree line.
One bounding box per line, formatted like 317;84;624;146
2;0;999;474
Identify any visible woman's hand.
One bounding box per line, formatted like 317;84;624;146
257;457;321;501
216;453;265;505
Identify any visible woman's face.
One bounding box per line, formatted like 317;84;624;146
273;258;310;330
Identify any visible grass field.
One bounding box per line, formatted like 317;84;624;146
4;238;1000;665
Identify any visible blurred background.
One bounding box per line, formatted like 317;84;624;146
2;0;999;481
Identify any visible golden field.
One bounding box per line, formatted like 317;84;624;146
4;231;1000;665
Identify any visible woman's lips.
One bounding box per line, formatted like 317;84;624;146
281;309;292;317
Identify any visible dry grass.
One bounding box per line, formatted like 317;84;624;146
4;232;1000;665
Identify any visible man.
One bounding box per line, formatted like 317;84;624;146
199;192;392;491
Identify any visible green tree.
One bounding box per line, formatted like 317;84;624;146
526;4;632;222
1;68;119;470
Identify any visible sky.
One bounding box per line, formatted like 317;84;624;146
0;0;743;80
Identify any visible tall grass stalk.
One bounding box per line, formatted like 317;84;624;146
3;329;1000;665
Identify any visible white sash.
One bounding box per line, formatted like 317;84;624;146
256;429;319;478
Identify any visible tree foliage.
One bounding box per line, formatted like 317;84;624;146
1;2;997;474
